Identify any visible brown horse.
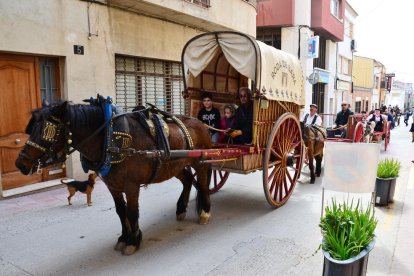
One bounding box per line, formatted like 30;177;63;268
301;123;325;184
15;101;212;255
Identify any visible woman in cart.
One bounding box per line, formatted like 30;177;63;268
228;87;254;144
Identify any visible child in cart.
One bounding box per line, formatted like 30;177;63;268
219;104;236;143
197;92;221;142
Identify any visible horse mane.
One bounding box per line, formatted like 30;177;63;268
66;103;104;128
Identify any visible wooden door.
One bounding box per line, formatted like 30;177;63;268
0;54;42;189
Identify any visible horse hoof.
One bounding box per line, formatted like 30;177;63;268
114;241;126;251
176;212;186;221
310;179;315;184
122;245;137;256
199;210;210;225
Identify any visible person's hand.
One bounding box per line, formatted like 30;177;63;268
230;130;242;138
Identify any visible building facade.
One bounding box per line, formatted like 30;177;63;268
352;56;375;113
335;2;357;112
0;0;257;195
389;80;413;110
257;0;349;123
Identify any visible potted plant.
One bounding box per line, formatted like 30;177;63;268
320;199;377;276
375;158;401;206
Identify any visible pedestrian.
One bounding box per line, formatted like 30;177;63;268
404;109;412;126
410;121;414;142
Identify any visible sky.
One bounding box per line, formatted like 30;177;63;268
347;0;414;83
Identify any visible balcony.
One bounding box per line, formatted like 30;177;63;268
257;0;295;27
311;0;344;42
105;0;257;36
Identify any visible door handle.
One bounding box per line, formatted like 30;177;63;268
15;139;21;144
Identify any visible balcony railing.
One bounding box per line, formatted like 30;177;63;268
184;0;211;8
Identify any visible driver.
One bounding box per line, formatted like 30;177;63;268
333;101;354;138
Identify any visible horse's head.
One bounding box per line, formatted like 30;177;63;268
15;102;69;175
300;122;309;140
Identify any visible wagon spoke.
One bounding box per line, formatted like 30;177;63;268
279;171;285;201
286;169;294;185
269;159;282;167
271;148;283;160
268;166;277;182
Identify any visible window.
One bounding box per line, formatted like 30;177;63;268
39;58;60;103
330;0;340;17
184;0;210;8
256;28;281;50
115;56;184;113
355;101;361;113
365;100;369;112
344;21;354;38
338;56;351;75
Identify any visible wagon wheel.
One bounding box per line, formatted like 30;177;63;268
208;168;230;194
189;167;230;194
353;122;364;143
263;113;303;208
384;122;391;151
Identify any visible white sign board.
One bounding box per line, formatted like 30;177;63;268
322;143;380;193
306;36;319;58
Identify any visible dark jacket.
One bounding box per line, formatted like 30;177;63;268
197;107;221;134
233;102;253;144
335;109;354;126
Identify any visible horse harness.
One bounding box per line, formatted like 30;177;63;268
24;96;194;179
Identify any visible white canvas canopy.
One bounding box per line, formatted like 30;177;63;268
182;31;305;105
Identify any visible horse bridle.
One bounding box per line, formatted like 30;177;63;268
21;116;69;174
22;104;155;174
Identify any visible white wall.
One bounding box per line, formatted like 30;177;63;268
0;0;256;179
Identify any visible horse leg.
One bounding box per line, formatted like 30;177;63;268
123;185;142;256
175;167;193;221
193;163;211;225
315;154;322;177
109;189;128;252
308;149;315;184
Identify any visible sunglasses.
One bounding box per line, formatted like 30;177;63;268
341;104;347;106
239;94;248;98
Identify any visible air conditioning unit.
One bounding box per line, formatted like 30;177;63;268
351;39;357;52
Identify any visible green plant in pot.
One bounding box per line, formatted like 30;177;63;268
320;198;377;276
375;158;401;206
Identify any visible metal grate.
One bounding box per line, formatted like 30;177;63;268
115;56;184;113
184;0;211;8
40;59;59;103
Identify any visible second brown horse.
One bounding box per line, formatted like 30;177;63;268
301;123;325;184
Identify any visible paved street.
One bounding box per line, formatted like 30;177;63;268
0;119;413;276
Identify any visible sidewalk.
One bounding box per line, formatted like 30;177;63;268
390;163;414;275
388;118;414;276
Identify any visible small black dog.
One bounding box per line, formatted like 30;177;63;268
61;173;97;206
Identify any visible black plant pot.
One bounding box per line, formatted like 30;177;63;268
322;238;376;276
375;177;397;206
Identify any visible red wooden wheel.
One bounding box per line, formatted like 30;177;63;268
263;113;303;208
190;167;230;194
384;122;390;151
208;169;230;194
353;122;364;143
